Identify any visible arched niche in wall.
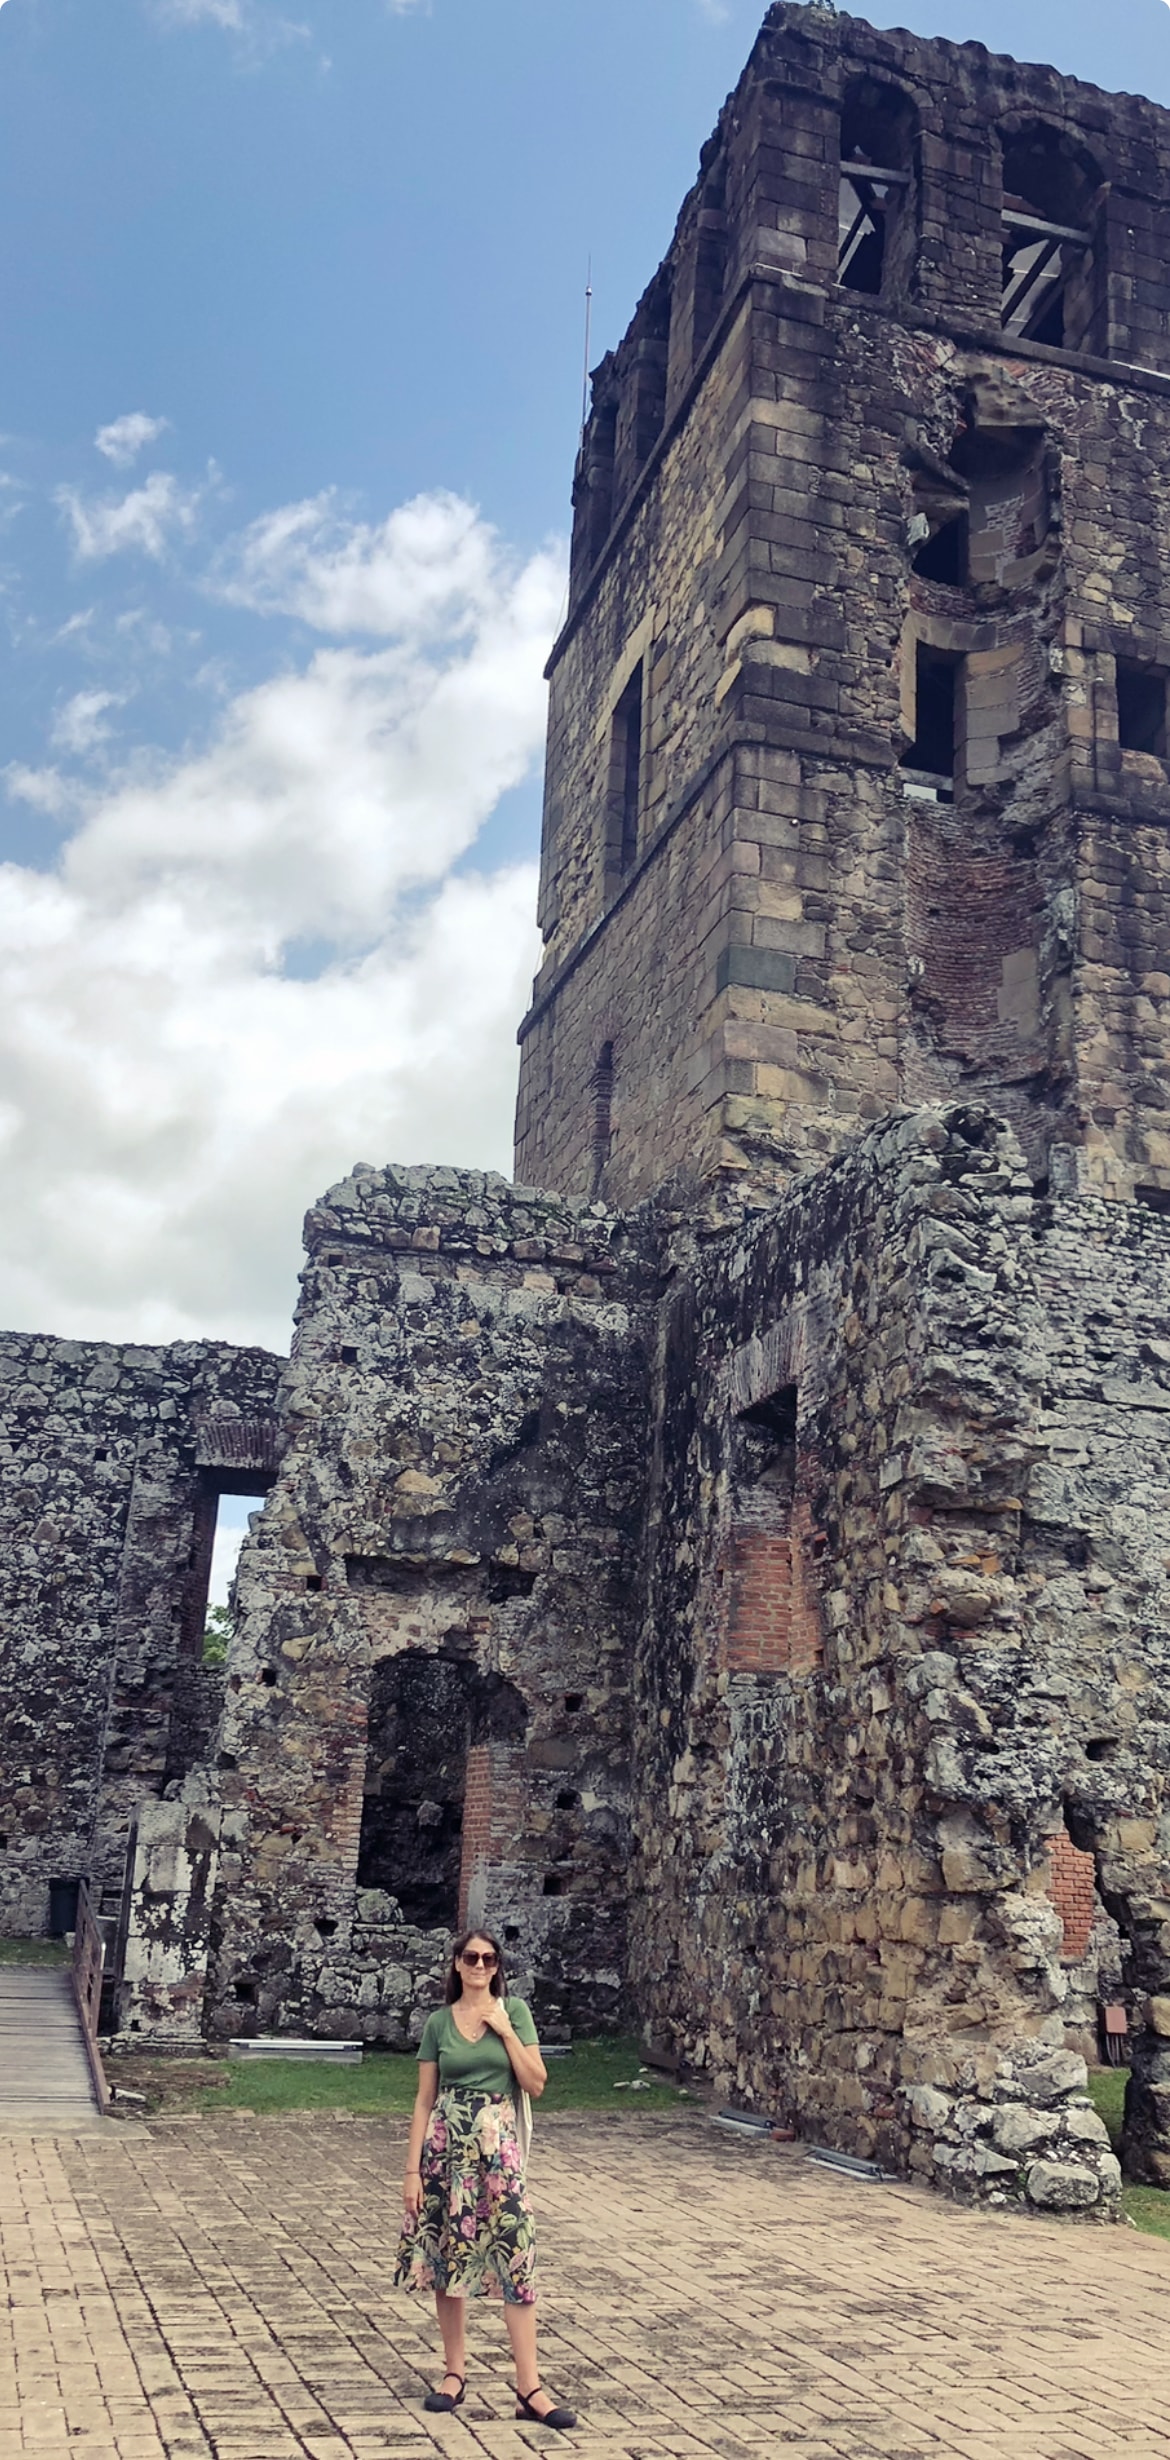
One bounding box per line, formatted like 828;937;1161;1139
1000;122;1107;353
838;77;919;303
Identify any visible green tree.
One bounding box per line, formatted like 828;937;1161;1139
203;1604;234;1668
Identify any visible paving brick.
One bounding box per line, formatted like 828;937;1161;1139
1;2115;1168;2458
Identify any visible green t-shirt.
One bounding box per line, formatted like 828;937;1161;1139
417;1997;538;2093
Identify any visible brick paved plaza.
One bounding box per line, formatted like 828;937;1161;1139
1;2112;1168;2460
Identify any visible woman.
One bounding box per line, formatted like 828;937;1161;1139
395;1927;577;2431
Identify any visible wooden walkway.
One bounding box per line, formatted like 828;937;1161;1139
0;1969;104;2133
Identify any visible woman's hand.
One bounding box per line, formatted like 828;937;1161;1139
403;2168;423;2220
482;1999;514;2038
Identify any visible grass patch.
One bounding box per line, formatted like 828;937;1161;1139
0;1937;68;1967
106;2037;690;2122
1088;2067;1170;2244
1123;2185;1170;2244
1088;2066;1126;2148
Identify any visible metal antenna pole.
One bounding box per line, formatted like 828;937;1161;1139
580;260;594;442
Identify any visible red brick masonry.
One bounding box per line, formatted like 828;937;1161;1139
1049;1829;1097;1962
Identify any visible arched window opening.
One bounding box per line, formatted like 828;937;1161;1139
1001;125;1104;350
838;79;917;298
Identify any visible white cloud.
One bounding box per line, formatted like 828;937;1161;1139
50;690;128;757
155;0;246;24
218;488;520;638
0;493;560;1351
58;471;203;564
3;764;76;818
95;413;170;469
149;0;311;44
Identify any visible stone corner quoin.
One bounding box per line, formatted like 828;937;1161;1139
4;2;1170;2218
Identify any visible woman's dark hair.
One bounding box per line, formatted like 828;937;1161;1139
445;1926;507;2002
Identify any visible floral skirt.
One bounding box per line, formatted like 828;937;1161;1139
395;2088;537;2306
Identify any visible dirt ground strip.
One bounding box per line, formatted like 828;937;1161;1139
0;2111;1168;2460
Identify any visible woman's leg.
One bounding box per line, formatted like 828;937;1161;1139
434;2288;467;2386
505;2300;553;2414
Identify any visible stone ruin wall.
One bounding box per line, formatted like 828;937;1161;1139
118;1169;655;2054
0;1332;281;1939
3;1124;1170;2212
629;1104;1170;2212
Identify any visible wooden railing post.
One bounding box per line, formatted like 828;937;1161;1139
71;1881;110;2115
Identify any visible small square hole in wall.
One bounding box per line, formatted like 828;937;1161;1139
542;1874;564;1897
563;1693;584;1713
305;1575;323;1592
555;1790;577;1810
1136;1184;1170;1215
261;1668;277;1687
1117;660;1168;757
504;1925;520;1942
315;1916;338;1937
94;1448;108;1462
0;1835;8;1851
339;1346;358;1364
233;1980;257;2004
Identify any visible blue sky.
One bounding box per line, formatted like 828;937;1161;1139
2;0;1170;1356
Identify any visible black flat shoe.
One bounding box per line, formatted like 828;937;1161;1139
516;2383;577;2430
423;2372;466;2413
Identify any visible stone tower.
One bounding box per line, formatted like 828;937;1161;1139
515;2;1170;1213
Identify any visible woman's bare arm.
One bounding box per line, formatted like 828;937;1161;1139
402;2061;439;2212
484;2003;548;2097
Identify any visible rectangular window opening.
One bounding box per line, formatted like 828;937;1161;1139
608;664;644;875
591;1041;614;1193
1116;660;1168;759
182;1476;273;1668
901;644;959;784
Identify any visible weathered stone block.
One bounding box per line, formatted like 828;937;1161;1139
1025;2161;1102;2211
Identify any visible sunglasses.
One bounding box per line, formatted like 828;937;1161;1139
459;1950;498;1969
